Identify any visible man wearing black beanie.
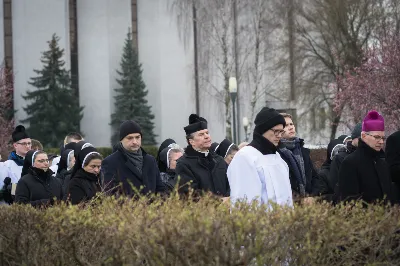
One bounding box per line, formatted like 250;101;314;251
102;120;164;196
175;114;230;198
227;107;293;208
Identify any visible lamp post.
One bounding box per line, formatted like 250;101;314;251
242;116;249;142
229;77;237;144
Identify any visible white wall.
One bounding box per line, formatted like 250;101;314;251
77;0;131;147
12;0;70;125
138;0;195;147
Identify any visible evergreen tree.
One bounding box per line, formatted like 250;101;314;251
110;30;156;146
22;34;83;148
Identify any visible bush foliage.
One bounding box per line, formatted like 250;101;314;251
0;194;400;265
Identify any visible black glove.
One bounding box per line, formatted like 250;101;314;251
0;177;13;204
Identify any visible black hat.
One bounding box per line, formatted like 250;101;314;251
120;120;142;141
254;107;286;135
351;122;362;140
215;139;234;158
184;114;208;135
12;125;30;143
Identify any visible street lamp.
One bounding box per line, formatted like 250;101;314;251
229;77;238;144
242;116;249;141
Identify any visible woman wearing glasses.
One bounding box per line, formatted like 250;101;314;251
15;150;63;207
67;146;103;205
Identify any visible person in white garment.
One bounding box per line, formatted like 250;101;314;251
228;107;293;208
0;125;32;204
0;125;32;184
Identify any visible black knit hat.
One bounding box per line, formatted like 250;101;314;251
12;125;30;143
120;120;142;141
254;107;286;135
215;139;234;158
184;114;208;135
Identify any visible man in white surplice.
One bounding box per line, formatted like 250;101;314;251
228;107;293;208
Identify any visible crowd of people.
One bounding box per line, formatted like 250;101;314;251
0;107;399;208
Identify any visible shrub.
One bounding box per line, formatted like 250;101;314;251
0;195;400;265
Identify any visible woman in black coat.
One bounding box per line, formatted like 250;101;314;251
67;146;103;205
15;150;63;207
55;149;75;195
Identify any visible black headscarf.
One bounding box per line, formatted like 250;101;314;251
70;146;99;179
57;149;74;174
325;139;345;165
157;139;176;172
73;141;94;160
21;150;37;178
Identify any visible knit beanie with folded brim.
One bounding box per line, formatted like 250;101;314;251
253;107;286;135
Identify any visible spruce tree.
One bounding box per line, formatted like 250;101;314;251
22;34;83;148
110;30;156;146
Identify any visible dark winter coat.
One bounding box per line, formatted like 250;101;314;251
56;168;72;198
337;139;393;204
316;139;344;202
175;145;230;197
15;168;63;207
279;139;320;197
67;168;101;205
329;143;357;196
385;130;400;203
102;146;165;196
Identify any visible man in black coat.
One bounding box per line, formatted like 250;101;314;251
338;111;393;204
278;113;320;202
175;114;230;198
385;130;400;202
102;120;165;196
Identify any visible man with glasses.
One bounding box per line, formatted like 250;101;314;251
0;125;31;204
228;107;293;208
278;113;320;203
337;110;393;204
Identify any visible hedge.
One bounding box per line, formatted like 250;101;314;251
1;195;400;265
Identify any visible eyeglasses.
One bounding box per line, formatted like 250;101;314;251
270;129;285;137
36;159;49;163
17;142;32;146
365;133;386;141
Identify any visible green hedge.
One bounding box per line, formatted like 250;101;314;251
45;145;159;158
1;196;400;265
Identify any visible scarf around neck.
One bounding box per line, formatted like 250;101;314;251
280;138;306;193
8;151;25;166
119;142;144;175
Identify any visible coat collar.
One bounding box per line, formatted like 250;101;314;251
358;139;384;158
249;132;277;155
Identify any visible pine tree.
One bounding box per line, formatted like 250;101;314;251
110;30;156;146
22;34;83;148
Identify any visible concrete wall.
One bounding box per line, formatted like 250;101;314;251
12;0;70;125
77;0;131;147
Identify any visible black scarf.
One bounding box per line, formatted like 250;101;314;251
72;168;101;197
118;142;144;175
249;132;277;155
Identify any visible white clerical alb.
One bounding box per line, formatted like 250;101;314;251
227;145;293;208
